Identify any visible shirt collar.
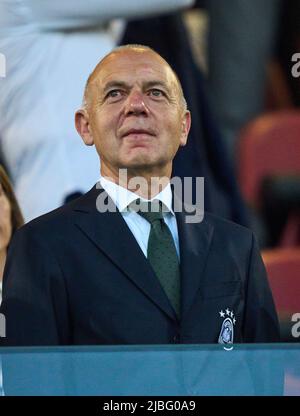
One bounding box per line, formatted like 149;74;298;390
99;175;174;215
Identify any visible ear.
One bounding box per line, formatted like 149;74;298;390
75;109;94;146
179;110;191;147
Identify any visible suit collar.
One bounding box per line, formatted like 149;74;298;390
171;189;215;319
175;206;214;319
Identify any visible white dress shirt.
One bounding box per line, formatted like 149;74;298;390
99;176;180;259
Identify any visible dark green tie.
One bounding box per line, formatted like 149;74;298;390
133;199;180;317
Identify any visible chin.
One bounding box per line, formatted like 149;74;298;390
122;155;155;168
126;158;168;171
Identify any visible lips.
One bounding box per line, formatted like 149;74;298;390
121;128;156;138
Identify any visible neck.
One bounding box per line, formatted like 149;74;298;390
0;249;7;284
101;165;172;199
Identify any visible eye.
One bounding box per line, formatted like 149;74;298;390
148;89;165;98
105;89;124;99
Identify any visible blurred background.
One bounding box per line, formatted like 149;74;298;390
0;0;299;341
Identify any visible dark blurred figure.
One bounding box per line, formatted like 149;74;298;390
261;175;300;247
206;0;281;166
277;0;300;106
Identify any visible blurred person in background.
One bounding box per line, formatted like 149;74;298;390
206;0;281;166
0;165;24;303
275;0;300;107
0;0;194;222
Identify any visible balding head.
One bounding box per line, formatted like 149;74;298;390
82;44;187;113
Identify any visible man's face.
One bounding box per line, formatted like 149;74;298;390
76;49;190;178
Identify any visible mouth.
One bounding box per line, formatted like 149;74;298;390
121;129;156;149
121;129;156;139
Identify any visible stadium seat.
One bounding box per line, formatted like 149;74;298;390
238;110;300;247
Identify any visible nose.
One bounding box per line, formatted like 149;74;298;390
124;90;149;116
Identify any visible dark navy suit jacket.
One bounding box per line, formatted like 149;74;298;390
0;185;279;346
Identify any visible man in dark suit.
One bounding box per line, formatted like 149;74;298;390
0;45;279;346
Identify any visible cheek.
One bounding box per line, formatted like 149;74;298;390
163;117;184;146
92;113;118;150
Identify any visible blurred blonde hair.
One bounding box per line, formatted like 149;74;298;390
0;165;24;235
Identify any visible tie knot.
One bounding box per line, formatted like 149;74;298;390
131;199;164;224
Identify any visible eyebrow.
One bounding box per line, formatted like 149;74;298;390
102;81;128;95
102;80;171;95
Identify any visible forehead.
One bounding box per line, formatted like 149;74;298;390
92;50;177;89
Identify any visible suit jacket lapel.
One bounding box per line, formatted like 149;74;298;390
175;202;214;319
72;184;177;322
